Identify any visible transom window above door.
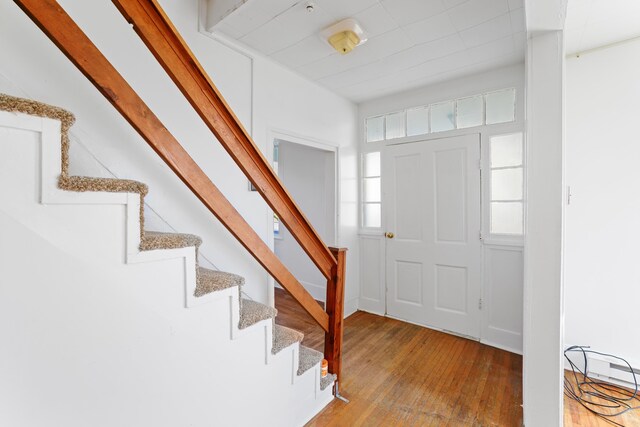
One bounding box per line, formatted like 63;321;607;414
365;88;516;143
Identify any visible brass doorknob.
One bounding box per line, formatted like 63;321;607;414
385;232;395;239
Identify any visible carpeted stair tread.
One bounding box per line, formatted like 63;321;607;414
298;346;336;390
297;345;323;376
194;267;244;297
140;231;202;251
239;299;277;330
272;324;304;355
320;374;336;391
58;175;148;196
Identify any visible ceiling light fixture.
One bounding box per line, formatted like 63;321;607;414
321;18;367;55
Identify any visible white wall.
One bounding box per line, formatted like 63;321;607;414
274;140;335;302
356;64;526;354
565;39;640;367
0;0;359;307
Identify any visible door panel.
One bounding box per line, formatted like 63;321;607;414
435;264;468;314
394;154;423;241
384;134;481;339
435;148;467;243
395;261;423;305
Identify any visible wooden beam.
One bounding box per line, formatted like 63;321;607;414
324;247;347;384
110;0;337;281
13;0;329;332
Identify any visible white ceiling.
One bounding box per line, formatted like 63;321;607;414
565;0;640;54
209;0;526;102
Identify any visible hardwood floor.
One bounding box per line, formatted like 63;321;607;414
275;289;523;426
276;289;640;426
564;371;640;427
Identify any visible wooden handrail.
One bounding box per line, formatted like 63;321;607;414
13;0;329;332
111;0;337;282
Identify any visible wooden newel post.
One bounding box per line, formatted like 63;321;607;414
324;246;347;386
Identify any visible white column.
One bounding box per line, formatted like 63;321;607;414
523;30;566;427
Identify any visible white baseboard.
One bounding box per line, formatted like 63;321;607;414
344;298;358;318
357;298;385;316
480;339;523;355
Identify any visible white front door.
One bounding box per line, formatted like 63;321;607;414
383;134;482;339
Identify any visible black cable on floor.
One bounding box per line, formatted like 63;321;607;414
564;345;640;427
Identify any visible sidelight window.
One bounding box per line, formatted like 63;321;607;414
362;151;382;228
489;133;524;235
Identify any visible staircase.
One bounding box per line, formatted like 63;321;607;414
0;94;334;426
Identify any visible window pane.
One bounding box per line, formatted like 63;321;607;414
456;95;483;129
385;112;406;140
366;116;384;142
363;203;381;228
491;168;523;200
491;133;523;168
486;88;516;124
364;177;381;202
364;151;381;177
407;106;429;136
430;101;455;132
491;202;523;234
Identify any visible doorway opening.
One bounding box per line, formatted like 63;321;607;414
269;134;337;306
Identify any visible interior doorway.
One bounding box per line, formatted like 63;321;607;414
383;134;482;339
271;136;337;302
